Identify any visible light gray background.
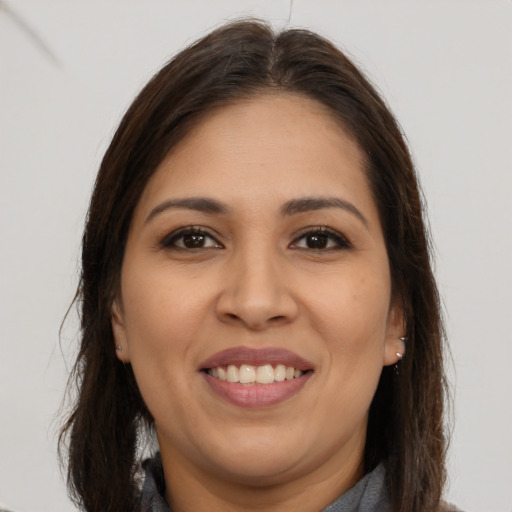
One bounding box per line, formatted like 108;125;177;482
1;1;511;511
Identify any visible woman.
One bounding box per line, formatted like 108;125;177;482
60;20;453;512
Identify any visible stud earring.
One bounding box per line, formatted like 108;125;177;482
394;351;403;376
117;345;122;352
399;336;408;343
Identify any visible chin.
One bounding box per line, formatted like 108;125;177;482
196;429;327;487
209;454;306;487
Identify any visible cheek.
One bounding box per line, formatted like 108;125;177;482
122;263;208;346
305;265;391;405
314;282;389;414
118;263;213;407
119;266;210;424
308;268;391;354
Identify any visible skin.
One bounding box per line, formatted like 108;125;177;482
112;94;406;511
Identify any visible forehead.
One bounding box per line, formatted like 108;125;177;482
135;93;376;222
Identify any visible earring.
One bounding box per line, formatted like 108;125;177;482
394;349;404;376
399;336;408;343
117;345;122;352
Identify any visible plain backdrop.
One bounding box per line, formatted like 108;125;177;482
1;1;511;511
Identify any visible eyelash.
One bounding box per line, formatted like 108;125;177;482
160;226;222;250
159;226;352;252
290;226;352;251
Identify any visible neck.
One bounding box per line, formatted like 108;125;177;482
159;438;365;512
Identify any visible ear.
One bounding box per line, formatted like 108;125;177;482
111;299;131;363
383;302;407;366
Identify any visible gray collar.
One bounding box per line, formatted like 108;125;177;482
140;454;391;512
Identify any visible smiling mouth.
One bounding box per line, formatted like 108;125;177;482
199;347;314;406
204;364;311;385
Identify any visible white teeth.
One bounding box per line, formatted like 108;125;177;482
209;364;306;384
226;365;239;383
239;364;256;384
256;364;274;384
274;364;286;382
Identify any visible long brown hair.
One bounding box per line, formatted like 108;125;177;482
60;20;448;512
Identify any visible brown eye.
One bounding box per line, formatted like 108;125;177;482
182;233;208;248
161;228;222;250
291;227;351;251
305;233;329;249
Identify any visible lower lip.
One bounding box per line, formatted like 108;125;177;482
202;372;313;408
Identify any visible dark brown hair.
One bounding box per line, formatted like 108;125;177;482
60;19;448;512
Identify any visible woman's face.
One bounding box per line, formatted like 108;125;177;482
112;94;404;492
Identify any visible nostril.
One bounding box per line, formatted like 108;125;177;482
269;315;286;323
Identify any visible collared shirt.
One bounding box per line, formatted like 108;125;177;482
139;454;392;512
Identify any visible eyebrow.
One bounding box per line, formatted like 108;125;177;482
145;197;229;224
145;195;368;228
281;197;369;228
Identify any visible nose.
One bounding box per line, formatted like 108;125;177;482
215;249;299;331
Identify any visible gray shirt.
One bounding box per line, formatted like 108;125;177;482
140;454;392;512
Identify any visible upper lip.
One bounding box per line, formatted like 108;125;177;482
200;346;314;371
